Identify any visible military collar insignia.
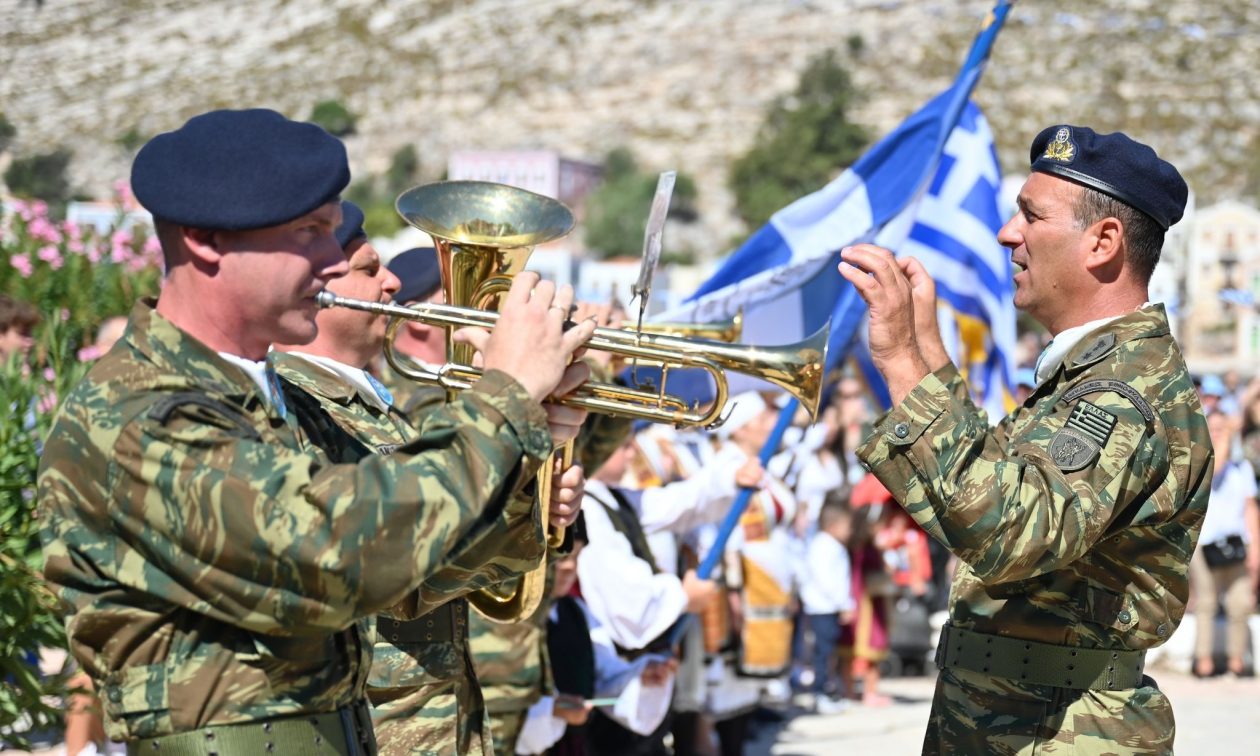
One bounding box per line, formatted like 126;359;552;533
1070;333;1117;370
1042;126;1077;164
265;364;288;419
366;372;394;409
1049;400;1117;472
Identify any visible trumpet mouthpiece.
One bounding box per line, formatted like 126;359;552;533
315;290;337;309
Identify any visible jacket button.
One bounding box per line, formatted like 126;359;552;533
894;423;910;438
1118;610;1132;624
1156;623;1168;637
107;687;122;703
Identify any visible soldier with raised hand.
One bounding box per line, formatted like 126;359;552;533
270;202;588;756
838;126;1212;754
36;109;595;755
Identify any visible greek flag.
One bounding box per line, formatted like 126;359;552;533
656;3;1016;418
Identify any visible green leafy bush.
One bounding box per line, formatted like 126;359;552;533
309;99;357;137
0;189;162;746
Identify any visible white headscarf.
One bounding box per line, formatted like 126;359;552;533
716;390;769;439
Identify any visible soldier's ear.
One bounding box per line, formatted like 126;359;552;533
1082;216;1124;277
182;227;226;267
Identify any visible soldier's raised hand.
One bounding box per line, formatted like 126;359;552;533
897;256;951;372
838;244;931;404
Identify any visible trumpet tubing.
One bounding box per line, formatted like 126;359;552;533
318;291;827;426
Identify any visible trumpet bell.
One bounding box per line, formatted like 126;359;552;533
397;180;574;249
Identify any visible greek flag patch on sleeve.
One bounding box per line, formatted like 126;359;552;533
1049;400;1117;472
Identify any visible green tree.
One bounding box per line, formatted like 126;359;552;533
4;149;74;211
0;112;16;154
729;50;869;229
308;99;357;137
385;144;421;196
584;148;698;259
116;126;148;153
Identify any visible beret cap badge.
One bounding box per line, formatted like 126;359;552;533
1028;124;1188;230
1042;127;1076;164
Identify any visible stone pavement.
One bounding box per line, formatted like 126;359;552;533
753;670;1260;755
11;671;1258;754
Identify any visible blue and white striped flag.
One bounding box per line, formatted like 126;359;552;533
657;33;1017;417
1219;289;1256;308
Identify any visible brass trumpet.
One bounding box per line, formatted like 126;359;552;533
319;181;827;625
637;309;743;343
319;291;828;428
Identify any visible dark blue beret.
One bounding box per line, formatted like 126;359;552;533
1030;125;1187;230
131;108;350;231
388;247;443;304
335;201;367;249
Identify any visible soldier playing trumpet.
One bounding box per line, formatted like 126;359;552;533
37;109;594;755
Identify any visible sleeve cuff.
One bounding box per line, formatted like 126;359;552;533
858;370;950;461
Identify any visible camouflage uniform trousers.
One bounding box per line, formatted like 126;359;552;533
925;666;1174;755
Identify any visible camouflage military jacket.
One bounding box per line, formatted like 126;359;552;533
275;351;548;616
36;300;553;741
375;353;446;419
858;305;1212;649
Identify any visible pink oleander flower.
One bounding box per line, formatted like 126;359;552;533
38;245;64;269
30;200;49;218
28;217;63;244
113;180;135;208
10;253;34;277
12;198;33;222
110;229;133;264
42;367;56;382
59;308;70;321
85;240;104;263
67;237;85;255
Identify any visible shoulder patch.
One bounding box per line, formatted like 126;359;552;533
1071;333;1117;368
147;391;263;442
1062;379;1155;424
376;443;400;455
1048;400;1116;472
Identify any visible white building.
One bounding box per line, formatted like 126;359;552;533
1182;200;1260;375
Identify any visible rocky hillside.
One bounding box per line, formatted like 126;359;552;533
2;0;1257;251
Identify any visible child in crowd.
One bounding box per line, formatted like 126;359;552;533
799;497;855;713
840;475;897;707
515;515;676;756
